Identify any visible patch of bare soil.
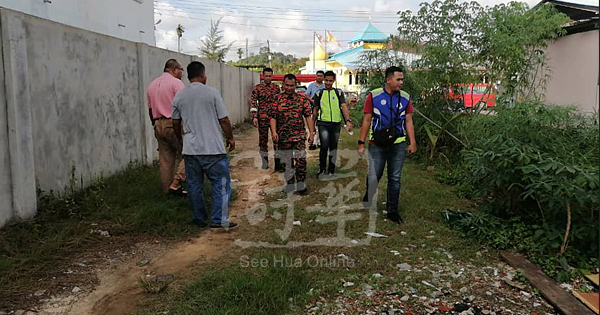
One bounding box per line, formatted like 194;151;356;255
15;127;282;315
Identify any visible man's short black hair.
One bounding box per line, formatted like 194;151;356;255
283;74;297;82
324;71;335;79
187;61;205;80
263;67;274;74
164;59;179;72
385;66;404;79
316;70;325;75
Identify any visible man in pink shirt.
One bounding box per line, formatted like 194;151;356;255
147;59;186;194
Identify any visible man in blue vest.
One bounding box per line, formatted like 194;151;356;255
312;71;353;178
357;66;417;224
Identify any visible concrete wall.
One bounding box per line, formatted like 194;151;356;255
0;0;155;45
543;30;599;113
0;18;12;227
0;9;258;227
26;14;143;193
221;64;243;124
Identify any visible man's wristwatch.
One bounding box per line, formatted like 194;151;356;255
347;119;352;123
358;140;365;145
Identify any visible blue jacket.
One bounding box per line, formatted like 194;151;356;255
369;87;411;144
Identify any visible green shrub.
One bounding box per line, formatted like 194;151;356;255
440;101;599;281
462;101;598;254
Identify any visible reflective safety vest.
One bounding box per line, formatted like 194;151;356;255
315;88;344;123
369;87;411;144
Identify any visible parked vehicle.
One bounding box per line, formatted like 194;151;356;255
343;91;359;108
448;83;497;108
295;85;307;95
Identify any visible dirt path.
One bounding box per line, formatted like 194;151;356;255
32;127;283;315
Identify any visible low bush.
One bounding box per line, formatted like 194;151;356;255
442;101;599;281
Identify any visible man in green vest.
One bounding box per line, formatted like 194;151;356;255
312;71;353;179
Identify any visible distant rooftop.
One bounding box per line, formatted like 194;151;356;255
538;0;599;20
328;46;368;70
537;0;599;33
349;23;389;44
552;0;599;6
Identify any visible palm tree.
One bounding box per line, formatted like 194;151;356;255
176;24;185;53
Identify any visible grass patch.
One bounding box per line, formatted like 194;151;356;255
136;109;502;314
0;162;217;310
138;256;311;315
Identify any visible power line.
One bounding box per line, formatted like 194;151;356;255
155;11;396;33
156;0;401;17
154;3;401;23
156;30;362;50
155;6;400;24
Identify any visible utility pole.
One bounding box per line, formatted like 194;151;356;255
324;29;327;71
267;39;272;68
312;31;315;73
245;38;248;65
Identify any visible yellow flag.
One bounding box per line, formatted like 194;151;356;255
326;30;341;47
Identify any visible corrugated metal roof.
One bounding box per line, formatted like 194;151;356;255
349;23;389;44
538;0;599;32
538;0;599;17
327;46;422;70
554;0;599;6
327;46;368;70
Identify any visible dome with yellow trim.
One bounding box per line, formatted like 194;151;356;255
309;44;328;61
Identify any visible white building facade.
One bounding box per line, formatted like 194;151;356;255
0;0;155;45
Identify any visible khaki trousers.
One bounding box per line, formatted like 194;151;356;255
154;119;186;192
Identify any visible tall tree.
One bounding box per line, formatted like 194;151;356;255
176;24;185;53
200;18;233;62
395;0;569;101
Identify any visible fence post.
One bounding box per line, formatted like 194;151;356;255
136;43;152;164
1;10;37;220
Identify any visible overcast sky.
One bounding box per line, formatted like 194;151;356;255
154;0;557;61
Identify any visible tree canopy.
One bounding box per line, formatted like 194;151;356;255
200;18;233;62
228;47;308;74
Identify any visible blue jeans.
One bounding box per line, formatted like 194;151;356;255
363;142;406;215
184;154;231;224
317;121;342;173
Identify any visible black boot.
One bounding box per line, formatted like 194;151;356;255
261;156;269;169
274;158;284;172
295;181;308;195
386;212;403;224
282;179;296;193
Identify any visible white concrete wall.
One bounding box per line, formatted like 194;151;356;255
0;0;155;45
543;30;599;113
0;8;258;227
25;14;144;192
221;65;243;124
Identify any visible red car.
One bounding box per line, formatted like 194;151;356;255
449;83;497;107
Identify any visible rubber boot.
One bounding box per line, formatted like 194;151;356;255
261;156;269;169
274;158;283;173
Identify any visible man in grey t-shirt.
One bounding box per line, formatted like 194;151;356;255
172;61;237;230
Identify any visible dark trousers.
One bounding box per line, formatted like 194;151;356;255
184;154;231;224
363;142;407;215
258;118;278;157
317;121;342;173
278;141;307;184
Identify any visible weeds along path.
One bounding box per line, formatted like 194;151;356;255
53;127;283;315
